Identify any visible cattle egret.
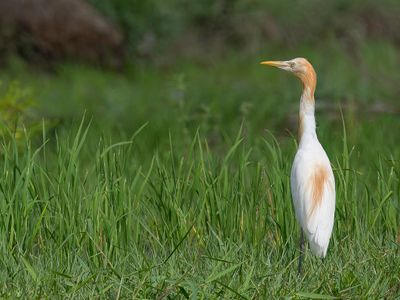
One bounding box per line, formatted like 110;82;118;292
260;58;335;273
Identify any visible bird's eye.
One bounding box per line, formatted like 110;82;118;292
289;62;295;68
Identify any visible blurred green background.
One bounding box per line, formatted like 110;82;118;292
0;0;399;158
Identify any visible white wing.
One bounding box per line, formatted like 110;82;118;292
291;141;335;257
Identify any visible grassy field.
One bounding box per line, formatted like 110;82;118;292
0;40;399;298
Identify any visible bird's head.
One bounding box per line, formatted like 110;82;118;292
260;57;317;95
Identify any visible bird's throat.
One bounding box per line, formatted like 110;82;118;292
298;91;316;141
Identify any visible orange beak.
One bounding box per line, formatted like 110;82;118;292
260;60;290;70
261;61;282;67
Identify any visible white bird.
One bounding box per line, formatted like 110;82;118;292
261;58;335;273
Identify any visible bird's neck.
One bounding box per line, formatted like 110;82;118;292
298;86;316;142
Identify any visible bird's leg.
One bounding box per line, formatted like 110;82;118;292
298;229;304;275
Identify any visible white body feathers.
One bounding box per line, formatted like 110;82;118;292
290;119;335;257
291;85;335;258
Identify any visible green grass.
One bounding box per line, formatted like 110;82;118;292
0;119;398;298
0;40;399;298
